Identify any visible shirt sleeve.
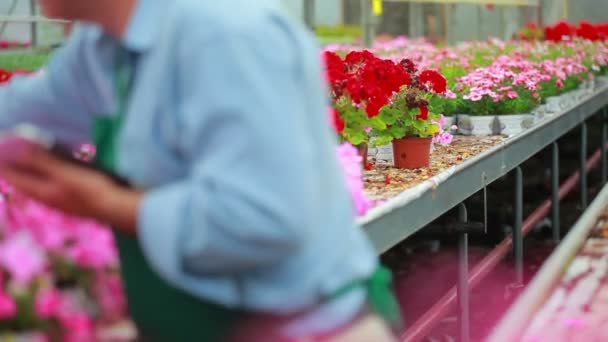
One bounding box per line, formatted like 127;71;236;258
0;27;105;145
137;18;328;278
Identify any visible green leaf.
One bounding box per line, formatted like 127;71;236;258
348;130;368;145
389;125;407;139
368;116;387;129
342;109;362;122
372;135;394;146
413;119;426;131
379;108;399;125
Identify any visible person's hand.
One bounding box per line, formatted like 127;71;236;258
0;145;141;233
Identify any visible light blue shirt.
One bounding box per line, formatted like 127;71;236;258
0;0;378;334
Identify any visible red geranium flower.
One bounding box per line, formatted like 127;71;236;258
324;51;344;70
323;51;349;92
416;106;429;120
345;50;375;66
332;108;345;134
0;69;12;84
399;58;417;73
366;97;387;118
596;23;608;40
545;20;576;41
346;78;365;103
419;69;447;93
577;21;599;41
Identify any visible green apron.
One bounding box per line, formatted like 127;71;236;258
92;51;244;342
92;51;403;342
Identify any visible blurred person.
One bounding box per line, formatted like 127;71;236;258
0;0;402;341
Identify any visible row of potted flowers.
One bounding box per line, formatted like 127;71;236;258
325;37;608;143
326;35;608;217
517;20;608;42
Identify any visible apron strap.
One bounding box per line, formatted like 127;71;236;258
93;49;136;171
329;266;403;331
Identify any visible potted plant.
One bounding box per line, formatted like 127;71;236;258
324;50;411;163
371;61;451;169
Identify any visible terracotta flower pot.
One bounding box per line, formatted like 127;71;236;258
392;137;432;169
356;143;368;165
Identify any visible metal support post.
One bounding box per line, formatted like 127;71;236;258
514;167;524;285
29;0;37;47
602;108;608;185
581;122;588;209
408;2;423;37
458;203;470;342
303;0;315;30
552;142;560;242
361;0;374;48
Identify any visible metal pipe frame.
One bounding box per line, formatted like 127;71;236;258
0;0;19;40
602;108;607;185
29;0;37;48
361;0;375;48
402;146;605;342
514;167;524;285
303;0;315;29
552;142;560;242
458;204;470;342
581;121;588;209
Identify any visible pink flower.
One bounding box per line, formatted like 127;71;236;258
432;115;454;146
506;91;519;99
432;114;447;128
95;273;127;321
56;296;96;342
14;202;73;251
336;143;375;216
0;231;46;285
60;312;95;342
74;144;96;162
434;132;454;145
563;317;586;327
0;290;17;320
28;334;49;342
35;287;63;319
66;223;118;269
525;81;538;91
463;92;483;101
79;144;96;155
444;89;457;99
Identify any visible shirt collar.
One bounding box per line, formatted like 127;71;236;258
121;0;161;52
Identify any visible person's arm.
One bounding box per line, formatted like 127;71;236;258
0;26;107;145
138;19;327;278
